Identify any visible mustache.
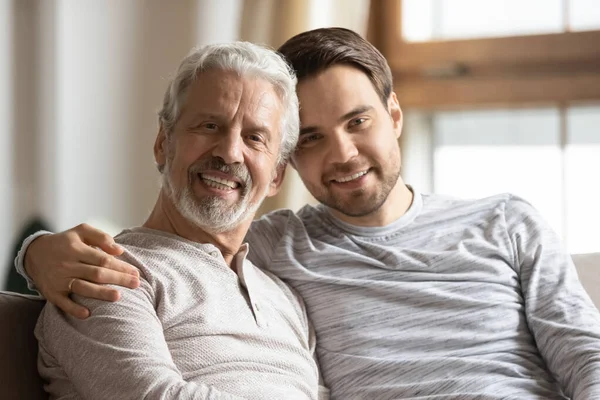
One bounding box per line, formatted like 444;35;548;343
189;157;251;187
327;160;370;175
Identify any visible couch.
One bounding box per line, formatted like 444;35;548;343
0;292;46;399
1;254;598;399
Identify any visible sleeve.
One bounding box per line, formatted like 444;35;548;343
36;279;245;400
505;195;600;400
14;230;53;292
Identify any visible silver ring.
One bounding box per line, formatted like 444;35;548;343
68;278;77;294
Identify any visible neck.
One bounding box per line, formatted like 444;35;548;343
143;190;251;266
328;176;413;227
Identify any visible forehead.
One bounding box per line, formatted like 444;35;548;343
182;69;283;127
296;65;381;123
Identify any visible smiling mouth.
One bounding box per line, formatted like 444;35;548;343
332;169;369;183
198;173;241;190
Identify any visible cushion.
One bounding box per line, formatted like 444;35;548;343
0;291;47;399
573;253;600;310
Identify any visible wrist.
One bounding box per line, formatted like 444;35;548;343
23;234;45;280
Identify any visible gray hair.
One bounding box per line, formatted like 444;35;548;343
158;42;299;166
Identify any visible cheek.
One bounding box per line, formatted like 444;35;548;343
247;153;278;186
167;158;189;187
168;142;197;179
364;125;398;156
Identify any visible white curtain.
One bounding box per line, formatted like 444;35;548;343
239;0;371;216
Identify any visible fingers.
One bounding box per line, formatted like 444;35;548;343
46;266;139;319
54;295;90;320
70;263;140;288
75;223;124;256
76;246;139;277
71;279;121;302
49;271;139;319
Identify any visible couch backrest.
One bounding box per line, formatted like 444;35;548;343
0;291;47;400
573;253;600;310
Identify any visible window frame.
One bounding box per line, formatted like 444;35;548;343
368;0;600;108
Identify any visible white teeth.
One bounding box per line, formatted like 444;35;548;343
335;170;368;183
204;180;233;190
201;174;238;189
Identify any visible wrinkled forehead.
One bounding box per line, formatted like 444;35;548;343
183;69;284;129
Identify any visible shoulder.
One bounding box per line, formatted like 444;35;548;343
247;206;315;247
249;208;297;237
502;194;540;218
418;192;518;226
422;191;514;212
114;228;210;283
501;194;554;241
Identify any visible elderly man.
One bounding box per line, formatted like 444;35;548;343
17;28;600;399
28;42;325;399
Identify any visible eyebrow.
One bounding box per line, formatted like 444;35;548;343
186;113;225;126
299;105;374;136
188;113;273;139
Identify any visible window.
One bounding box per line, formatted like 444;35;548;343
369;0;600;253
404;105;600;253
433;108;563;238
569;0;600;31
403;0;600;42
565;105;600;253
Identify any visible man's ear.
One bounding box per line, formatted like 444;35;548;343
388;92;403;139
154;127;168;171
267;162;288;197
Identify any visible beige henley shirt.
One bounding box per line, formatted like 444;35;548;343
35;227;326;400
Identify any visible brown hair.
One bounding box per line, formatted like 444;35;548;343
277;27;393;106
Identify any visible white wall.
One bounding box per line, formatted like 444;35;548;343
0;0;15;289
2;0;243;288
41;0;242;232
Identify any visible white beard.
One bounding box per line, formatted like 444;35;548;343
161;160;268;233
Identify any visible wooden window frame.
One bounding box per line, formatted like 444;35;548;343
368;0;600;108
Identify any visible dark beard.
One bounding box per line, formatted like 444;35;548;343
319;165;401;218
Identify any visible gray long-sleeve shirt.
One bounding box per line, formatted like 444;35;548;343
246;189;600;399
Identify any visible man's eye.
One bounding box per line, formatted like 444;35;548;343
204;123;218;130
349;117;367;127
299;134;321;146
248;134;262;142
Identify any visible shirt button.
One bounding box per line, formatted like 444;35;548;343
210;251;219;258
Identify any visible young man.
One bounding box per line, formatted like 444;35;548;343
18;28;600;399
26;42;325;400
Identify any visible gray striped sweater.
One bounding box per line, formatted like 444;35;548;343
246;188;600;399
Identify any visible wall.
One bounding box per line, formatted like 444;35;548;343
0;0;15;288
1;0;242;288
1;0;370;287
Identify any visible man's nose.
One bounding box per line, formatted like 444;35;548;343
212;129;244;164
328;132;359;164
